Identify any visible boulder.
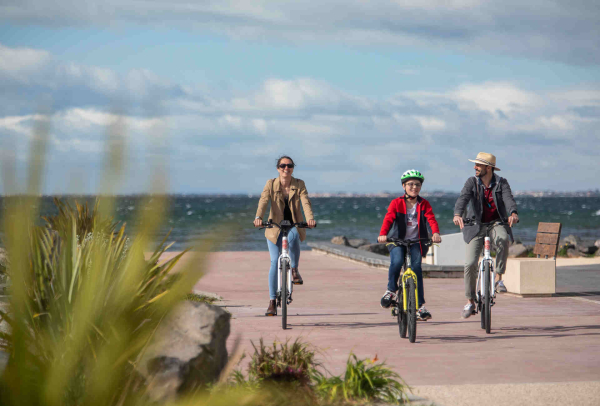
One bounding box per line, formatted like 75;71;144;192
595;239;600;248
577;242;598;255
357;243;388;256
562;235;581;248
140;301;231;402
331;236;350;246
508;244;529;258
566;248;581;258
347;238;371;248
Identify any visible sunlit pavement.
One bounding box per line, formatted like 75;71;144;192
190;251;600;406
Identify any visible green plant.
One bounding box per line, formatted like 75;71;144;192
557;243;570;257
527;250;537;257
247;338;322;385
42;198;120;240
0;123;209;406
316;353;410;405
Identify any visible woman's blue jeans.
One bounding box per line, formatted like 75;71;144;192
387;244;425;306
267;227;300;300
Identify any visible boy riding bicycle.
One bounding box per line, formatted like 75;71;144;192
378;170;442;320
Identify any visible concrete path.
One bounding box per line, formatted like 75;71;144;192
191;251;600;406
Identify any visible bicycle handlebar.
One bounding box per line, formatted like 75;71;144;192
386;237;432;247
260;220;316;230
463;218;509;227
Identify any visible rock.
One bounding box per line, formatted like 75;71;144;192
508;244;529;258
595;239;600;248
331;236;350;246
347;238;371;248
566;248;581;258
577;242;598;255
0;248;8;274
357;243;388;256
140;301;231;402
563;235;581;248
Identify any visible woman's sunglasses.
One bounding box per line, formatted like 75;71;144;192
278;164;295;169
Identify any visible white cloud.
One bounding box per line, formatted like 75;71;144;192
451;82;540;114
2;1;598;64
1;43;599;193
0;44;51;83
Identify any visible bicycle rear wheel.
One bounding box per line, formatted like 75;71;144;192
398;294;407;338
281;263;288;330
484;262;491;334
407;278;417;343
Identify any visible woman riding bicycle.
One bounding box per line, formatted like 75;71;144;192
253;155;316;316
378;169;441;320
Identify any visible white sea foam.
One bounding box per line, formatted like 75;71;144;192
593;210;600;216
187;210;193;215
319;219;332;224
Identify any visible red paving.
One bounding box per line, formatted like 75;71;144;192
190;251;600;386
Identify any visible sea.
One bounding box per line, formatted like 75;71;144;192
3;195;599;252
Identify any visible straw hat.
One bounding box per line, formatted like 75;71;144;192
468;152;501;171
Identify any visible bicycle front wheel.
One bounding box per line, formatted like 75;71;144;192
398;294;407;338
484;262;491;334
407;278;417;343
281;263;288;330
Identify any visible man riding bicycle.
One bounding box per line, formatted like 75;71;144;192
378;169;442;321
453;152;519;319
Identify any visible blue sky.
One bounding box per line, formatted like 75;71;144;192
1;1;599;194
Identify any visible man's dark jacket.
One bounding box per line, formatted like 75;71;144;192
453;174;518;243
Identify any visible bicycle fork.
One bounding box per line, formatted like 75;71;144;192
277;235;293;306
401;269;419;311
476;237;495;309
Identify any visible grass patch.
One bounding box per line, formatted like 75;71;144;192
185;293;217;304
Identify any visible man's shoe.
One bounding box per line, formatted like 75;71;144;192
495;280;507;293
417;306;432;321
461;303;476;319
292;268;303;285
265;300;277;316
380;290;396;308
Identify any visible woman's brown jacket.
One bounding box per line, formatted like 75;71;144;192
255;176;314;244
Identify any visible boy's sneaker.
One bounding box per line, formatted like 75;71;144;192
495;280;507;293
380;290;396;308
461;303;476;319
417;306;432;321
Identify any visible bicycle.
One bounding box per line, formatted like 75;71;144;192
386;237;433;343
259;219;314;330
463;218;508;334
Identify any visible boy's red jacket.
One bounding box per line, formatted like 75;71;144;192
379;196;440;255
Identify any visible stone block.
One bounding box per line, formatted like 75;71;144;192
504;258;555;295
433;233;466;266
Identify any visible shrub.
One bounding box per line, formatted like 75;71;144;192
247;338;322;386
316;353;410;405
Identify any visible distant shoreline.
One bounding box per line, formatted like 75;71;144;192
1;190;599;198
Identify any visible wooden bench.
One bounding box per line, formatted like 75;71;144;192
533;222;562;260
504;222;562;296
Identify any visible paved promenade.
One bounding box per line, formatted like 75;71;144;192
192;251;600;406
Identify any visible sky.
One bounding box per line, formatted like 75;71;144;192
1;0;599;195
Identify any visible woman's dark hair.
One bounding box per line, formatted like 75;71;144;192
276;155;295;168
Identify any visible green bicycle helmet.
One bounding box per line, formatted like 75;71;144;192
401;169;425;184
